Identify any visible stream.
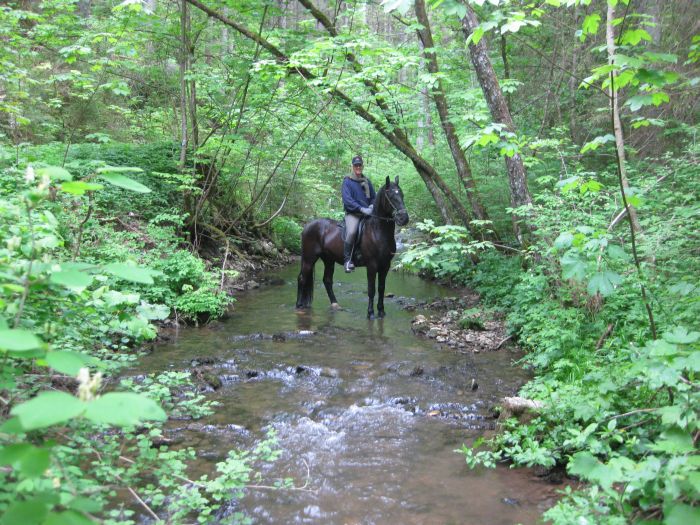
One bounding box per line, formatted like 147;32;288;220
131;264;560;524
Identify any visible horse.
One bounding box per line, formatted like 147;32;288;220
296;176;409;319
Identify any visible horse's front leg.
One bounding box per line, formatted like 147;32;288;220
366;265;377;320
322;258;339;308
377;265;389;318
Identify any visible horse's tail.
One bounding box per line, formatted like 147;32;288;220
296;261;314;309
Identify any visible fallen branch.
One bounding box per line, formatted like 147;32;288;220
494;335;514;350
596;323;615;350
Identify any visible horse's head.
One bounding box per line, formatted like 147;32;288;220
378;175;409;226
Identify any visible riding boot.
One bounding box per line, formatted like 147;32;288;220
343;241;355;273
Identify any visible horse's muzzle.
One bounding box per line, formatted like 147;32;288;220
395;211;409;226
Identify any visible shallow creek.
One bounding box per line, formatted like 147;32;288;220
131;264;560;524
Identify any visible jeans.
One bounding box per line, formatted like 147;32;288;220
345;213;360;245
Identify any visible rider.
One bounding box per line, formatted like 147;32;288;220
341;155;376;273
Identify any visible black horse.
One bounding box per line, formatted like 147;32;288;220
296;176;409;319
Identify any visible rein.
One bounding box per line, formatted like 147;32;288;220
371;189;403;223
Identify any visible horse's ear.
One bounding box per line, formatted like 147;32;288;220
394;175;399;186
385;176;390;187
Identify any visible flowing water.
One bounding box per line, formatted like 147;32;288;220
132;264;561;524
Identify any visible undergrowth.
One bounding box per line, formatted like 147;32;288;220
399;142;700;524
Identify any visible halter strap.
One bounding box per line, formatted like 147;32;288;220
371;188;404;222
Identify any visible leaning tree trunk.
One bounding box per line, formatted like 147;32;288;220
606;2;641;233
461;6;534;245
414;0;493;233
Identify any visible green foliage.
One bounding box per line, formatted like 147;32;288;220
270;216;303;254
0;156;257;523
397;220;493;282
1;0;699;522
402;140;700;522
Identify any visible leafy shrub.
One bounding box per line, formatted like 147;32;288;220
270;216;302;254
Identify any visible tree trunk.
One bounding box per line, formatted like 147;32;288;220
178;0;189;171
499;34;511;112
461;7;533;244
606;3;641;232
414;0;492;230
569;4;580;143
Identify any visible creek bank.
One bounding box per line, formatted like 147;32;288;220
397;291;513;353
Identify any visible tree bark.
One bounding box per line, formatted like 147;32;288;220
499;34;511;112
414;0;492;229
461;6;533;244
606;2;641;232
569;4;580;143
178;0;189;171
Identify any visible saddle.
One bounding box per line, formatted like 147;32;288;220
338;216;368;265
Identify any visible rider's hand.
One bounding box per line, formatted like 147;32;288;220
360;205;373;216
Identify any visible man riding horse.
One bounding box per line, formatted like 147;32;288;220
341;155;375;273
296;154;409;318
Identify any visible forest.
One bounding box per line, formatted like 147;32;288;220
0;0;698;523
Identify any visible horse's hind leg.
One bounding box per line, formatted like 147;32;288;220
296;256;316;309
322;258;339;307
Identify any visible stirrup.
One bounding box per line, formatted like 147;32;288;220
344;260;355;273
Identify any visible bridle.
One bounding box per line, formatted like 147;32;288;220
372;187;406;223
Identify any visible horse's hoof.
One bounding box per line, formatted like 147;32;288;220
331;302;341;310
378;311;385;318
367;313;375;320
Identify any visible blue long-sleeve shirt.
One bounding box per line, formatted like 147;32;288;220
341;176;376;214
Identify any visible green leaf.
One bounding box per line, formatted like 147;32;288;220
663;326;700;344
651;427;695;454
43;510;95;525
0;329;43;353
136;303;170;321
36;166;72;182
664;503;700;525
98;171;151;193
581;134;615;153
103;263;157;284
626;94;653;112
45;351;93;376
49;270;93;293
606;244;626;260
620;28;652;46
580;14;601;42
561;253;587;281
0;500;49;525
11;392;85;431
59;181;104;196
568;451;621;490
0;444;51;477
66;497;102;514
554;232;574;250
587;271;623;297
84;393;166;427
568;451;599;477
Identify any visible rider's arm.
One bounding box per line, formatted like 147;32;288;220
341;179;363;213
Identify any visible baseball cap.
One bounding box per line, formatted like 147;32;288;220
351;155;363;166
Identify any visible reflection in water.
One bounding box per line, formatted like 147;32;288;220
134;265;559;524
